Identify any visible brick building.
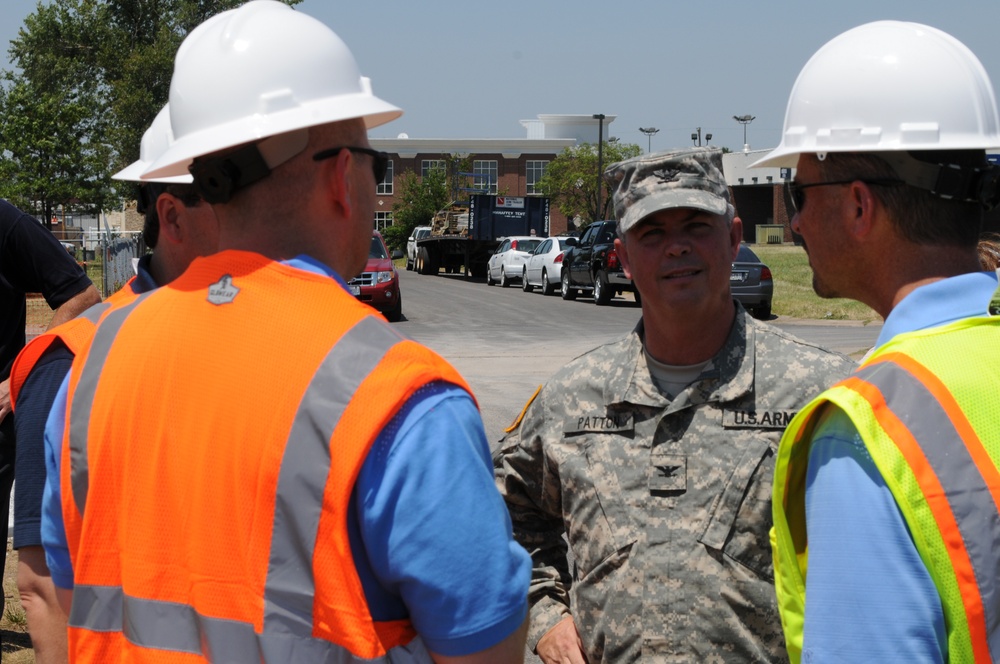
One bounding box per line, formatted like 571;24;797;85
369;114;616;236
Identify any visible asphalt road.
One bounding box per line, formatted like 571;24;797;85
392;267;882;448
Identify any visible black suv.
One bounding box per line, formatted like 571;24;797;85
560;220;637;305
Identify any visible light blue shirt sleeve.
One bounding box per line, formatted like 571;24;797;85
352;382;530;657
41;373;73;589
803;406;946;663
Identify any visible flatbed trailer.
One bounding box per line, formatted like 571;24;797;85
414;195;550;278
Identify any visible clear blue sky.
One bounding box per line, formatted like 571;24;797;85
1;0;999;153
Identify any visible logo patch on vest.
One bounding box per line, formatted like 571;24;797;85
564;412;634;434
723;409;797;430
207;275;240;305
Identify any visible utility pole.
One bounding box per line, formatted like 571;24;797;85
593;114;605;220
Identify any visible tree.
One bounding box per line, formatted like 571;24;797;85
536;141;642;225
0;0;302;218
382;155;477;251
382;166;450;251
0;1;115;223
99;0;303;180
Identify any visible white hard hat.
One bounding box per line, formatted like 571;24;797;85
142;0;402;179
112;105;191;184
754;21;1000;169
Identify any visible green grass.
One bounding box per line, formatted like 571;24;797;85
752;245;881;323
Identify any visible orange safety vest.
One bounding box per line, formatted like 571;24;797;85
9;275;142;409
61;251;473;662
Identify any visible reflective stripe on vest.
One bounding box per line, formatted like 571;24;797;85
846;353;1000;661
68;587;431;662
68;294;153;515
57;278;149;513
66;311;428;662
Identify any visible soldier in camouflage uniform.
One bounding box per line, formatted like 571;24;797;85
494;147;855;663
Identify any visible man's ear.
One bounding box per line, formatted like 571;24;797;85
845;181;878;239
730;215;744;260
615;236;633;279
320;148;355;218
155;193;184;245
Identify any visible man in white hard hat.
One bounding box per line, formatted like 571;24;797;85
756;21;1000;663
40;3;530;662
10;105;218;664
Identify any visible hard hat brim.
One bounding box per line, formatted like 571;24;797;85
141;95;402;180
114;158;193;183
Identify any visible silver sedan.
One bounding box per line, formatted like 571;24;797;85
487;236;543;288
522;236;578;295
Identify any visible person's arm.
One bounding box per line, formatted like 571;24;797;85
803;407;946;662
13;344;73;664
0;379;9;424
0;212;99;422
431;615;527;664
46;285;100;330
17;547;69;663
494;390;577;657
56;587;73;617
3;212;98;318
535;617;588;664
0;281;95;420
355;382;531;659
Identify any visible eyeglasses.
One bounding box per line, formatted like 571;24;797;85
786;178;903;213
312;146;389;183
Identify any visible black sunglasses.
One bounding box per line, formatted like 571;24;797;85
786;178;903;213
312;146;389;183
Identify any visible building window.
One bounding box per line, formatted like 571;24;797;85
473;160;498;195
374;211;393;231
421;160;447;178
526;160;549;195
377;159;394;195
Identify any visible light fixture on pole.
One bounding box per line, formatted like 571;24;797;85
593;114;606;219
733;114;756;151
691;127;712;147
638;126;659;153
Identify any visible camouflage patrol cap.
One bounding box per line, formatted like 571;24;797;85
605;147;730;233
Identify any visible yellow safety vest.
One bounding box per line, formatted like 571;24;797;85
773;316;1000;664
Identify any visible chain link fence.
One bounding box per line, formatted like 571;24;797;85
27;215;145;337
49;213;145;298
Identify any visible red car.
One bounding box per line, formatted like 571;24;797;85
347;231;402;322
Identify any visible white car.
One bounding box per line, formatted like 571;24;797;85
522;236;578;295
486;236;543;287
406;225;432;271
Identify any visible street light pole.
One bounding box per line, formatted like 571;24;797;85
639;126;659;153
733;114;756;150
593;114;605;219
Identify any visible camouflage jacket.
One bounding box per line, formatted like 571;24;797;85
495;308;855;663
